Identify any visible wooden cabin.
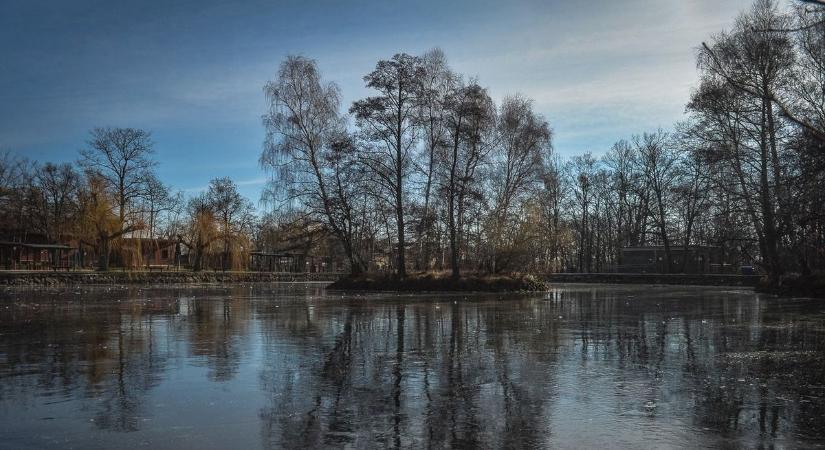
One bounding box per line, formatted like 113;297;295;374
618;246;725;274
0;241;75;270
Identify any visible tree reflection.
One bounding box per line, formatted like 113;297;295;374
0;285;823;448
255;297;565;448
253;287;825;448
0;288;176;432
186;288;252;382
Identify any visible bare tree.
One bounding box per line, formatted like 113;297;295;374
350;53;425;278
487;95;551;272
31;162;81;243
697;1;796;281
262;55;366;274
140;174;173;237
0;151;28;205
538;155;568;272
79;127;156;270
634;130;679;273
568;153;597;273
77;173;121;270
785;3;825;144
604;140;649;256
206;177;255;271
441;82;495;278
416;48;453;270
0;151;33;244
181;193;218;272
672;127;712;272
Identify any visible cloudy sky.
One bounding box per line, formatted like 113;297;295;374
1;0;755;203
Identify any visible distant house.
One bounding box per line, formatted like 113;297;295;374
618;246;729;274
252;222;346;273
0;241;74;270
0;225;181;270
119;236;178;268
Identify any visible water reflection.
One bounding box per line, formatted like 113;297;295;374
0;284;823;448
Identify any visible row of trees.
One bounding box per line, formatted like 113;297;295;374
544;0;825;281
2;0;821;279
262;51;553;278
262;0;824;280
0;129;254;271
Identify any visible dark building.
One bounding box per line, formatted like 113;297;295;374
618;246;731;274
252;222;347;273
119;237;178;269
250;251;339;273
0;241;74;270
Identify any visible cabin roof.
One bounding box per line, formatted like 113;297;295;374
0;241;73;250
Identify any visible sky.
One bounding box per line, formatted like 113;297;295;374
0;0;756;204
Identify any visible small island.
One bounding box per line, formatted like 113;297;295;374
328;272;549;293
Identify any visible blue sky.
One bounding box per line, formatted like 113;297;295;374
1;0;754;205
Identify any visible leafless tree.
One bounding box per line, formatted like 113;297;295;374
671;127;712;272
487;96;551;272
604;140;649;255
568;153;597;272
181;193;218;272
634;130;679;273
441;82;495;278
0;151;33;243
415;48;453;270
206;177;255;271
139;174;174;237
79;127;156;270
350;53;425;278
696;1;799;281
30;162;81;243
262;55;366;274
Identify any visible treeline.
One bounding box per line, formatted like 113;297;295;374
2;0;822;279
0;128;255;271
262;0;824;281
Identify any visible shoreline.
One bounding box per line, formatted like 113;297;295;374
327;273;764;293
327;274;549;293
0;271;343;286
4;271;821;299
755;274;825;299
544;273;761;287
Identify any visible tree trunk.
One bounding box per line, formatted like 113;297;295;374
98;234;110;271
396;198;406;278
342;239;364;276
395;83;407;279
759;99;781;283
448;198;459;279
448;125;461;279
418;132;437;272
193;235;204;272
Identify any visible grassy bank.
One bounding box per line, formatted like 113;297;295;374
329;272;767;292
327;273;549;292
0;270;343;286
756;273;825;299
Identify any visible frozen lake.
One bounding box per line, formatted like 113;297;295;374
0;283;823;448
